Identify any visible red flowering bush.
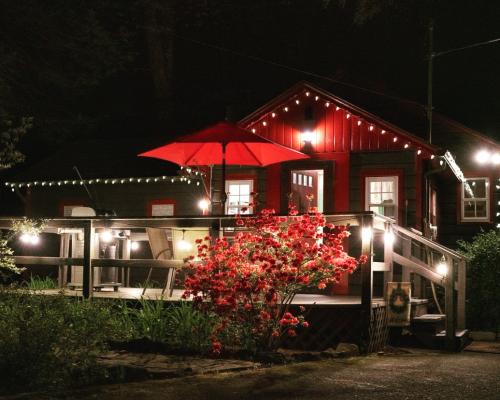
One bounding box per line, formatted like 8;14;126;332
183;207;366;353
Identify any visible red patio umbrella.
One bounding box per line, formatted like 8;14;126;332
139;121;309;213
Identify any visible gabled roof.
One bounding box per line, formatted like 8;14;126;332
240;80;500;152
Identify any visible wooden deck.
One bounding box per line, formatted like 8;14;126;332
35;287;386;308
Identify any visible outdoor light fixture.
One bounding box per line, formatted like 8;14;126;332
384;230;395;247
177;230;192;251
301;130;315;143
20;233;40;245
131;241;140;251
198;198;210;213
436;255;448;277
100;230;113;243
475;149;491;164
491;153;500;165
361;227;373;242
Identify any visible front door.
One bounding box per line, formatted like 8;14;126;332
280;160;334;213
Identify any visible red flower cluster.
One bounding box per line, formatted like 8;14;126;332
183;207;366;353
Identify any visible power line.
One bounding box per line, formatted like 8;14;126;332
434;36;500;58
149;25;427;108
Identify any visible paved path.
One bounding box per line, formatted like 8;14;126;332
5;351;500;400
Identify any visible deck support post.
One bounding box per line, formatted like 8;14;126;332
360;213;374;349
444;256;456;351
83;220;94;299
457;259;466;330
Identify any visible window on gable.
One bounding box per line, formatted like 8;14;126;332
461;177;489;222
226;179;253;215
365;176;398;220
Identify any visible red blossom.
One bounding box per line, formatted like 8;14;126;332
183;207;364;353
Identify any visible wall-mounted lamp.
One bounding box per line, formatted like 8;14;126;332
100;230;114;243
131;241;140;251
20;233;40;245
301;130;315;144
384;230;395;246
361;227;373;242
177;229;192;251
436;255;448;276
198;199;210;213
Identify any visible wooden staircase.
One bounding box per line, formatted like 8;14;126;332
382;219;468;351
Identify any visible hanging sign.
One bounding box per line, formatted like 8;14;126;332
386;282;412;326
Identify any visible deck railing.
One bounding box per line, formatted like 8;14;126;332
0;212;466;349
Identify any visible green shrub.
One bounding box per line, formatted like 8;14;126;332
164;302;215;353
458;230;500;333
22;275;58;290
0;292;131;393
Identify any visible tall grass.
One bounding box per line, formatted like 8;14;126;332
22;275;57;290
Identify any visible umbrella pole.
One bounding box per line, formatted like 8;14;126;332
221;143;227;215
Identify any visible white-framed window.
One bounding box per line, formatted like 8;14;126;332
308;176;313;187
226;179;253;215
292;173;297;184
461;177;489;222
365;176;398;220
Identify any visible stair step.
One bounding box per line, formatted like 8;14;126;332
413;314;446;322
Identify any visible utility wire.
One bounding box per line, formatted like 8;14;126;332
149;25;427;108
434;36;500;58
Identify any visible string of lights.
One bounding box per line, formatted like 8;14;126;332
4;171;205;191
246;88;437;160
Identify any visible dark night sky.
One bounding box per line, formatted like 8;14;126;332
1;0;500;168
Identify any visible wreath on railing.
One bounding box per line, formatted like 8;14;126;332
389;283;410;314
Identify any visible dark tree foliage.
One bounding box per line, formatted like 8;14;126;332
458;230;500;333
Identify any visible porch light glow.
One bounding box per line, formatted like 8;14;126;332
491;153;500;165
417;149;422;155
325;102;330;107
369;125;374;131
177;230;192;251
384;231;395;246
393;137;398;142
315;96;319;101
301;130;315;143
295;99;300;105
20;233;40;245
305;91;310;96
100;230;113;243
262;121;267;126
361;227;373;242
284;107;289;112
346;113;350;119
381;130;386;134
271;112;276;118
198;198;210;212
475;150;491;164
251;128;256;133
404;143;409;149
436;256;448;276
357;120;362;126
131;241;140;251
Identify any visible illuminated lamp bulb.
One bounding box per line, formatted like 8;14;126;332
335;106;340;111
440;160;444;166
271;112;276;118
346;113;351;119
131;241;140;251
357;120;362;126
30;235;40;245
417;149;422;155
314;96;319;101
475;150;491;164
436;256;448;276
384;231;395;246
361;227;373;242
404;143;409;149
325;102;330;107
295;99;300;105
198;198;210;212
284;107;289;112
491;153;500;165
301;130;315;143
369;125;374;131
393;137;398;142
100;230;113;243
431;154;435;159
251;128;256;133
20;233;31;243
305;91;310;97
177;230;192;251
381;130;386;134
262;121;267;126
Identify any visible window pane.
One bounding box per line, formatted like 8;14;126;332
383;206;395;218
463;202;475;218
370;181;381;192
227;207;238;215
382;181;393;193
240;184;250;195
382;193;394;202
370;206;384;214
370;193;381;204
298;174;302;185
308;176;313;187
239;195;250;204
475;200;487;217
229;184;240;195
471;180;486;198
292;173;297;184
228;195;239;205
